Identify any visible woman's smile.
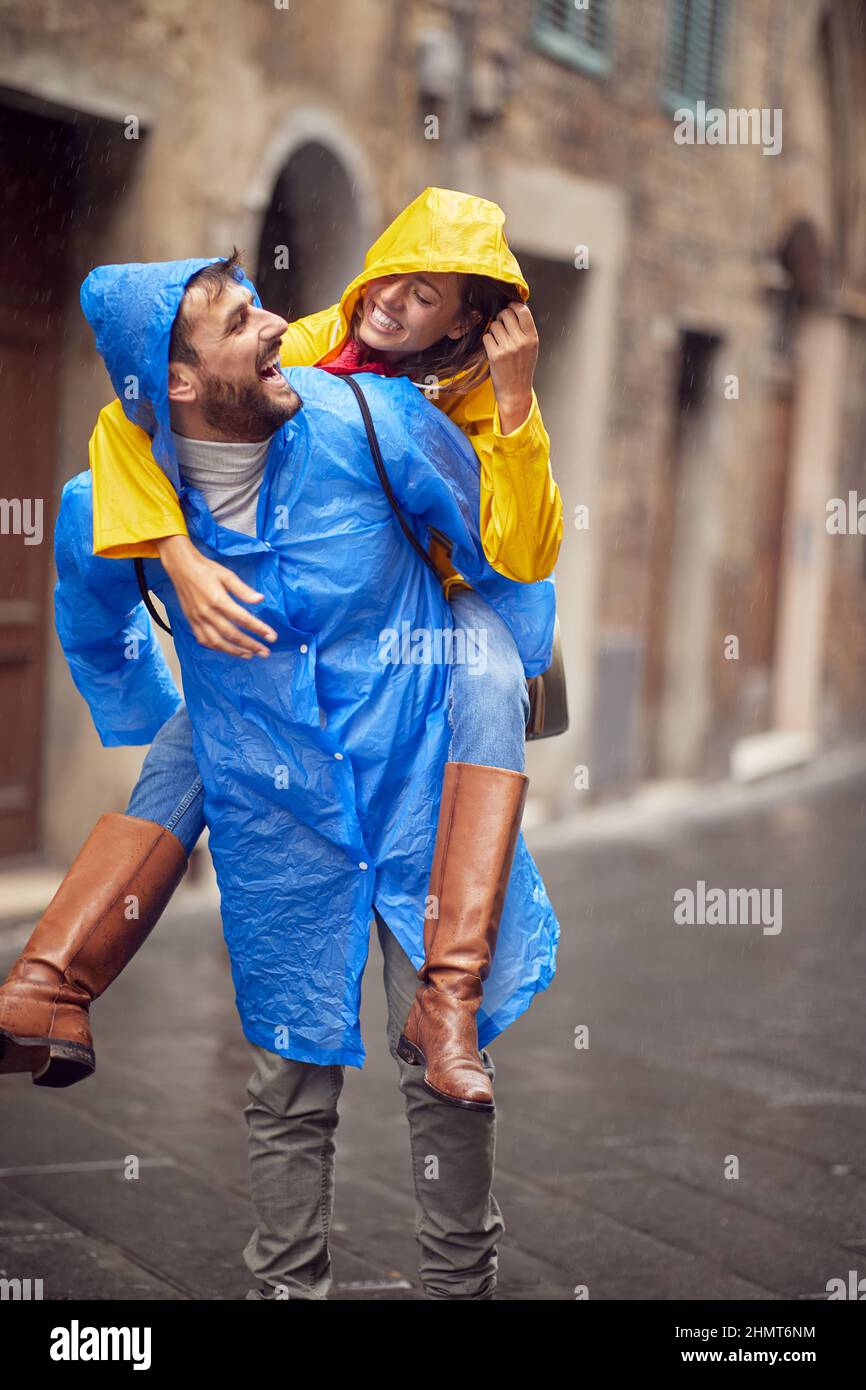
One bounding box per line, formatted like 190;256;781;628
365;297;404;334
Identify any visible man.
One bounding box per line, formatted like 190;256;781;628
3;255;559;1298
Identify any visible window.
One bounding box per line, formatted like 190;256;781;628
661;0;729;112
533;0;613;78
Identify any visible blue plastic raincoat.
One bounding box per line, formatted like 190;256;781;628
56;258;560;1066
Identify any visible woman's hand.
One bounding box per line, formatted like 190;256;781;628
156;534;277;658
483;301;539;434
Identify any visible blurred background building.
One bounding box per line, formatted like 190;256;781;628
0;0;865;865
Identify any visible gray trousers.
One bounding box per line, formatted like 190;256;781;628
242;910;504;1300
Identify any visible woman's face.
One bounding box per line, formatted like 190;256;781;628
358;272;477;358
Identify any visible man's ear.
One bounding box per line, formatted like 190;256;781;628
167;362;198;403
446;306;483;342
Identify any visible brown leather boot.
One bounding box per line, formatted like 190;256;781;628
0;813;187;1088
397;762;529;1112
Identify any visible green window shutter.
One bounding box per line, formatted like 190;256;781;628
661;0;729;111
533;0;614;78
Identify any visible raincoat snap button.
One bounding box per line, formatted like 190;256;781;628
358;861;368;871
299;644;308;653
334;752;343;760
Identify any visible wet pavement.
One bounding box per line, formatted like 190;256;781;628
1;769;865;1301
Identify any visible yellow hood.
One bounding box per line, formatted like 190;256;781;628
317;187;529;365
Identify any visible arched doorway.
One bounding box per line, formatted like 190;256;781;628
255;142;365;321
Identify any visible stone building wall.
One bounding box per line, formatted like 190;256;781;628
0;0;862;855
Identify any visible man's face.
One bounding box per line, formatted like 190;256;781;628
170;278;301;441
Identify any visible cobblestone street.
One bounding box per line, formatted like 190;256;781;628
2;765;864;1301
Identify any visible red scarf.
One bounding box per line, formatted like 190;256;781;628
317;335;395;378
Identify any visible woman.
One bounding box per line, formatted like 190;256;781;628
0;189;562;1109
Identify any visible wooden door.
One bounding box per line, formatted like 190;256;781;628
0;105;73;856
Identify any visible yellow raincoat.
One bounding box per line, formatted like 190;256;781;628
89;188;563;589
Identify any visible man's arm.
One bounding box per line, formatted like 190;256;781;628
55;473;183;746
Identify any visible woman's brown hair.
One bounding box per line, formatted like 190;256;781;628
351;273;516;395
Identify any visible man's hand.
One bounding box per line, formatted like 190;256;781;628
482;301;539;435
156;535;277;658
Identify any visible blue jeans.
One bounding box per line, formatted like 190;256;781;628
126;587;529;852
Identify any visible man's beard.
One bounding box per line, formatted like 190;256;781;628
197;369;301;441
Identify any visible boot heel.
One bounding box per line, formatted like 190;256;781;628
32;1040;95;1089
396;1033;422;1066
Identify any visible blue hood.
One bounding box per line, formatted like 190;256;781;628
80;257;260;493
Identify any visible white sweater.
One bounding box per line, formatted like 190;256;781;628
172;431;273;538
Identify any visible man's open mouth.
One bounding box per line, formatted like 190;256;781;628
257;346;286;386
367;299;403;333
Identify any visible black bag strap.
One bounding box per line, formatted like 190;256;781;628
343;375;441;578
134;557;173;635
